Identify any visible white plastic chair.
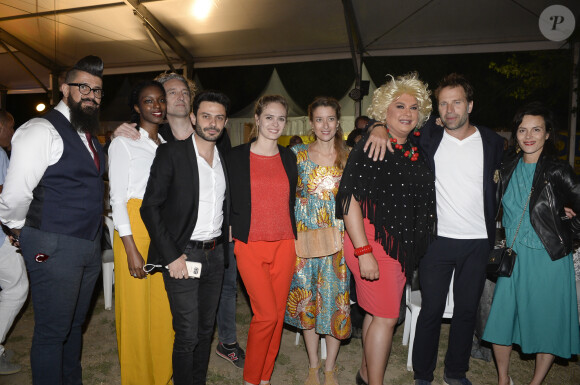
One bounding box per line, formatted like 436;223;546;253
102;216;115;310
295;331;327;360
402;270;455;371
292;298;358;359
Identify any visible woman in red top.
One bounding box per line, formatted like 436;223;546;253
228;95;298;385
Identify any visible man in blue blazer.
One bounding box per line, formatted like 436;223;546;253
411;74;503;385
141;90;231;385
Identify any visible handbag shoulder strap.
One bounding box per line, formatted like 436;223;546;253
508;187;533;249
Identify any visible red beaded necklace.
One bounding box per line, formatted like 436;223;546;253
388;128;421;162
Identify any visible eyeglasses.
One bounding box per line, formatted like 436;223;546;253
67;83;104;98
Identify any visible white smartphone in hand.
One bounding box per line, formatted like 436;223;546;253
185;261;202;278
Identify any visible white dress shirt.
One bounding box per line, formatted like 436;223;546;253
190;134;226;241
0;147;9;246
108;128;165;237
0;101;96;229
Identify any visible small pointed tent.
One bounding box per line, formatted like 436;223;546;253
228;68;307;145
231;68;305;118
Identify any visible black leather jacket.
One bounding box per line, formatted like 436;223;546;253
497;151;580;261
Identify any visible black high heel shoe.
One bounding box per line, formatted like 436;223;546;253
356;370;368;385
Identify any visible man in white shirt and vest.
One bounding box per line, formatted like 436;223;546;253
140;90;231;385
0;56;106;385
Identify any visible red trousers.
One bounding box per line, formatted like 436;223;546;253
235;239;296;385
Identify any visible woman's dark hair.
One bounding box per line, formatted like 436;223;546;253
511;101;557;156
346;128;363;147
128;80;165;125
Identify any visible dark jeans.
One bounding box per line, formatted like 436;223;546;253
20;226;101;385
412;237;488;382
216;242;238;344
163;243;224;385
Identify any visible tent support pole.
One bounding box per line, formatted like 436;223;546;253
49;73;60;107
568;42;579;167
0;86;7;110
0;40;50;93
342;0;364;117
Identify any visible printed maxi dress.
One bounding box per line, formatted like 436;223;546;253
284;143;351;339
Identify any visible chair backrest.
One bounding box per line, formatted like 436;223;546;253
104;216;115;246
406;269;455;317
443;270;455;317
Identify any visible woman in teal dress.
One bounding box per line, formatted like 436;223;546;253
483;102;580;385
284;97;350;385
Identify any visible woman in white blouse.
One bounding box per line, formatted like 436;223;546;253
108;80;174;384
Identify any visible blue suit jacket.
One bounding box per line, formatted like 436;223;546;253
418;116;504;249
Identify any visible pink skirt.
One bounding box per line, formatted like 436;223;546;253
344;217;406;318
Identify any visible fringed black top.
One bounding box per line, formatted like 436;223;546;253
336;136;437;279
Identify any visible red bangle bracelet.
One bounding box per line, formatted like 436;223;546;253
354;245;372;257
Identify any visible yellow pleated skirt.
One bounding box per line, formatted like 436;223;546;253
113;198;174;385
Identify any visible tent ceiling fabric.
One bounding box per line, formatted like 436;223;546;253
0;0;578;92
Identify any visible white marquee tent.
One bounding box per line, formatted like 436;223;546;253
225;65;377;146
1;0;577;94
0;1;578;157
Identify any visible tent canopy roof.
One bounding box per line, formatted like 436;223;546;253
0;0;578;93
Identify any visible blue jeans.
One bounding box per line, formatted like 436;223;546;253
20;226;101;385
216;242;238;344
163;243;224;385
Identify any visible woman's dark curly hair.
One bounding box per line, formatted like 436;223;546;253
128;80;165;125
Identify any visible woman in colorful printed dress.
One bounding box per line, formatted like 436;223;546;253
336;73;436;385
109;80;174;384
284;97;350;385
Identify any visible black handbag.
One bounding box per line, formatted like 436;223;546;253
487;247;516;277
487;187;533;278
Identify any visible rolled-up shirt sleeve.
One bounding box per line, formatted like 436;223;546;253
108;138;133;237
0;117;62;229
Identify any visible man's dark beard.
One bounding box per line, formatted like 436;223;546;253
67;94;100;136
195;124;223;142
